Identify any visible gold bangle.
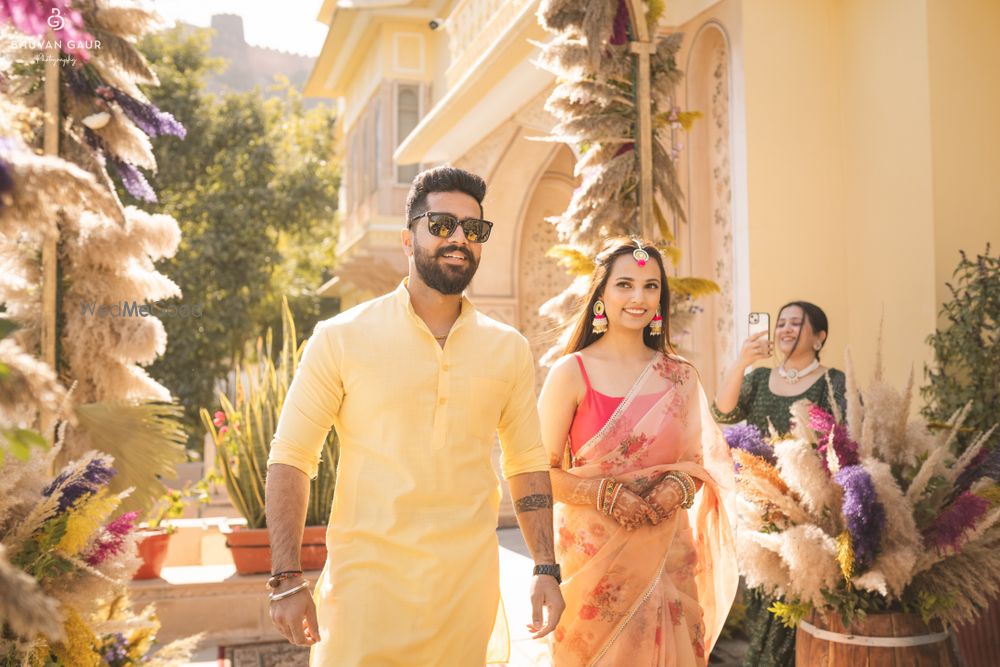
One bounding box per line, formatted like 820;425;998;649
602;481;618;516
609;483;625;513
596;478;608;513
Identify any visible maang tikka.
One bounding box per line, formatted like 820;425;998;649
592;299;608;334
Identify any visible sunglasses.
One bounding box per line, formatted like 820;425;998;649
409;212;494;243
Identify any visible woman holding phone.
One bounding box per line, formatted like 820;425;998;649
712;301;847;667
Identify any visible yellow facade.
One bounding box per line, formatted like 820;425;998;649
306;0;999;397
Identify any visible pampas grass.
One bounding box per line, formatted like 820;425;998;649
730;347;1000;626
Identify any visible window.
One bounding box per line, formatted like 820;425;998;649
396;84;420;184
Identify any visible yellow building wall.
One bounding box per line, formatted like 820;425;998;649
737;0;999;391
739;0;854;378
927;0;1000;307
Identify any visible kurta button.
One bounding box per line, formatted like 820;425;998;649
439;397;447;405
442;364;450;371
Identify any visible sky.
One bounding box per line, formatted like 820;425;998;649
154;1;328;57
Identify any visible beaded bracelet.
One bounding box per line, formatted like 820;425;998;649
266;570;303;590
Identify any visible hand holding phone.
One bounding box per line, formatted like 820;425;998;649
739;312;772;367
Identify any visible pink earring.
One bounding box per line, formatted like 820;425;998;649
649;307;663;336
592;300;608;334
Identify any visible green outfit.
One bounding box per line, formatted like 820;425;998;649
712;366;847;667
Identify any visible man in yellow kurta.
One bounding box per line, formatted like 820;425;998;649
264;166;565;666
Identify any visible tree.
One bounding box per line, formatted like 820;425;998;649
137;27;340;450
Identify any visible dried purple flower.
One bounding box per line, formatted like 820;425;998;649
43;456;116;512
810;404;860;471
0;144;13;208
85;511;138;566
99;632;130;666
111;89;187;139
610;0;629;46
109;156;157;203
834;464;885;572
724;423;775;464
923;492;989;552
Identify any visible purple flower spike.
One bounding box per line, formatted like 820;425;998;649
85;511;138;566
923;492;989;552
610;0;630;46
834;465;885;572
109;156;157;203
724;424;775;464
112;89;187;139
810;404;860;471
44;456;116;512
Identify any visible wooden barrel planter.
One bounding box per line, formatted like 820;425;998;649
954;594;1000;667
796;610;959;666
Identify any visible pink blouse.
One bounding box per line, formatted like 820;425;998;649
568;353;660;455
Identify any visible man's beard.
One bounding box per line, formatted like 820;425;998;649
413;240;479;295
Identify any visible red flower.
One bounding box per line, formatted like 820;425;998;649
213;411;226;427
669;600;683;626
579;605;598;620
218;425;229;438
554;627;565;642
558;526;575;545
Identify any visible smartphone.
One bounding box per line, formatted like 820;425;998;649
748;312;770;340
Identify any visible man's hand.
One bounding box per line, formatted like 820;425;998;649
526;573;565;639
269;584;321;646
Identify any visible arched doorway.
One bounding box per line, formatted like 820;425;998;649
515;144;577;388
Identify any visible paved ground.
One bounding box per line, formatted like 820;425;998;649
183;528;748;665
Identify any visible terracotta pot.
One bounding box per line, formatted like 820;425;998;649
133;528;171;580
224;524;327;575
954;594;1000;667
796;610;958;666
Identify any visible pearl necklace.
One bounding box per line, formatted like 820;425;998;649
777;359;820;383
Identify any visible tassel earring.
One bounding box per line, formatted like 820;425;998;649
592;300;608;334
649;307;663;336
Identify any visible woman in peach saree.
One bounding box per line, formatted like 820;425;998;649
538;238;738;666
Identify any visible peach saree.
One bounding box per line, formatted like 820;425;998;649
552;354;738;667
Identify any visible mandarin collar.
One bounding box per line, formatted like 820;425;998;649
394;278;475;323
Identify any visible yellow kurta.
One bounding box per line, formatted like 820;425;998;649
267;280;549;667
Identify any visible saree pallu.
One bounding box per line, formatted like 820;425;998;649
552;354;738;667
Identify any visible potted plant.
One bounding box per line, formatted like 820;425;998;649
133;478;213;580
725;349;1000;666
922;247;1000;666
200;299;337;575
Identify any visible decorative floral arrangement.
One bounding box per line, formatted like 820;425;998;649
533;0;719;361
727;355;1000;628
0;448;199;664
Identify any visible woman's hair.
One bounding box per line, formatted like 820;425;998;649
563;237;675;356
777;300;829;360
